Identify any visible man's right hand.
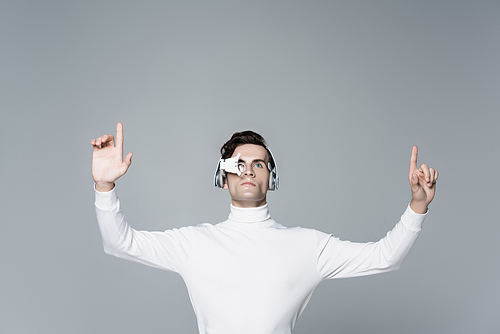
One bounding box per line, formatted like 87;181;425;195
91;122;133;192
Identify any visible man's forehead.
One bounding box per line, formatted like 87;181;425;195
231;144;268;161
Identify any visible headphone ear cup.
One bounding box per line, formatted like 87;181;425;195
214;160;225;188
214;167;222;188
269;169;276;191
266;149;278;191
215;169;224;188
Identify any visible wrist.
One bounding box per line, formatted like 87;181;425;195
410;200;428;214
95;182;115;192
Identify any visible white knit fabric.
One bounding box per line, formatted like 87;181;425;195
95;187;425;334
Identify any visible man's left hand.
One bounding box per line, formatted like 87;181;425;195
408;145;439;214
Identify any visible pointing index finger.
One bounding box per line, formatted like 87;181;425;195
116;122;124;151
409;145;418;173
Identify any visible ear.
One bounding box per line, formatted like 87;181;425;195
222;179;228;189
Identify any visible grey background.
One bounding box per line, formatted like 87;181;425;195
1;1;498;333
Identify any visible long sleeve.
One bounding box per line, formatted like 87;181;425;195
94;187;191;273
316;205;426;280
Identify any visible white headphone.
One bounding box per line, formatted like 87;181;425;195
214;148;279;191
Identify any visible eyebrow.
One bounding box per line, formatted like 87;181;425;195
238;158;267;164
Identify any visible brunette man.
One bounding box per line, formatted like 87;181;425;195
91;123;438;334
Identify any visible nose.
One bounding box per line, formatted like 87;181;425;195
242;167;255;177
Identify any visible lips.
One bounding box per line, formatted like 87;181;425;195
241;181;255;186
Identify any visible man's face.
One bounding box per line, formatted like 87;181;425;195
223;144;270;208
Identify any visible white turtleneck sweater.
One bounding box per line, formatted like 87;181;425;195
95;188;426;334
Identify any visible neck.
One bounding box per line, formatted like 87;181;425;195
228;202;271;223
231;198;267;208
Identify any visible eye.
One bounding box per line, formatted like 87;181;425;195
237;162;246;173
254;162;264;168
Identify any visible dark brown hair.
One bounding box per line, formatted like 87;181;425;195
220;130;275;170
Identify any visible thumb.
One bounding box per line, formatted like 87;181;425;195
124;152;133;167
409;172;420;192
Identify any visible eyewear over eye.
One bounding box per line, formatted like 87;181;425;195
237;161;267;173
218;153;273;178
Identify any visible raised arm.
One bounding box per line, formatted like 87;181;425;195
91;124;189;272
408;145;439;214
91;122;133;192
318;146;439;280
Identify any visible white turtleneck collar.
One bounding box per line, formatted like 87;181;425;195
228;203;271;223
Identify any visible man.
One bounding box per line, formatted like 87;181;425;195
91;123;438;334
